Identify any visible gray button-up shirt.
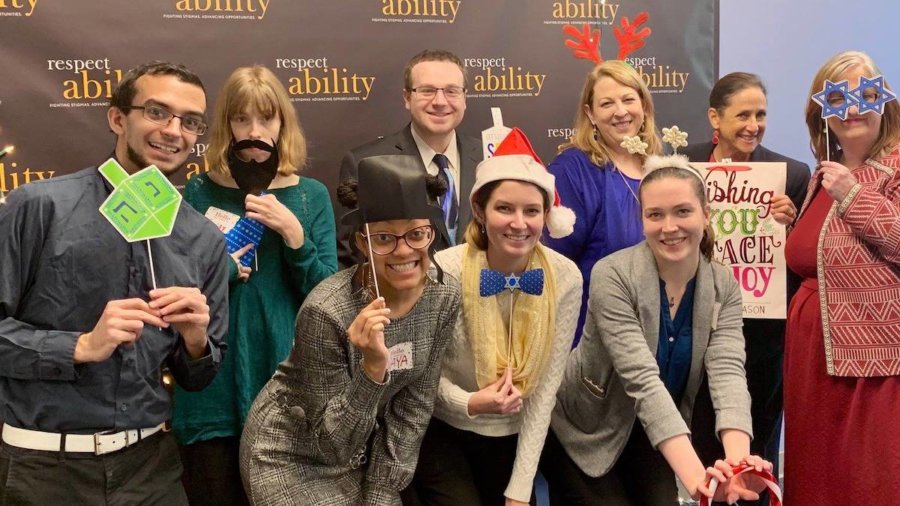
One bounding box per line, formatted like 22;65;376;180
0;166;228;433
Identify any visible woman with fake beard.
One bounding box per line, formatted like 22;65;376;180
405;129;580;505
240;155;460;505
172;65;338;505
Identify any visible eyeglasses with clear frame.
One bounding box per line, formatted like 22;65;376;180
408;86;466;100
360;225;435;255
125;104;208;135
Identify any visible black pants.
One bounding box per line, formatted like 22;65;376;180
180;436;249;506
692;321;784;506
403;418;532;506
539;424;678;506
0;431;187;506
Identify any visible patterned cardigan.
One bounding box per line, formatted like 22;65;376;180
240;267;460;505
804;144;900;377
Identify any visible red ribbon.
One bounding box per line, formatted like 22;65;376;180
699;464;782;506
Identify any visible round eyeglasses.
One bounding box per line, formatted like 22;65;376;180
360;225;435;256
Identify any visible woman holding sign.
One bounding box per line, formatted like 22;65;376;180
240;155;460;505
544;60;663;342
682;72;810;489
173;65;338;505
540;155;772;505
783;50;900;503
405;129;580;505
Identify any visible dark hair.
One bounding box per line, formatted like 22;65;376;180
403;49;467;90
336;174;447;210
464;179;551;250
709;72;767;112
110;61;205;111
639;166;715;261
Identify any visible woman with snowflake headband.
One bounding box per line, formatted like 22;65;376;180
540;154;774;505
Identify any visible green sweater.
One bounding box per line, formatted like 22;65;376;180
172;173;338;445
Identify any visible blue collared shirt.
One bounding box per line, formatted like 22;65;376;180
657;277;696;403
0;165;229;433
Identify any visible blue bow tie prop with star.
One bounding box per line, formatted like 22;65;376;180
480;268;544;297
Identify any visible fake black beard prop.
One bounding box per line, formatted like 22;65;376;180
228;139;279;195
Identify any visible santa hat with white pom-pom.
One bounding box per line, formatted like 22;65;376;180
470;127;576;238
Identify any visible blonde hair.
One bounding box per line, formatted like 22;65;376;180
207;65;307;176
559;60;662;165
805;50;900;161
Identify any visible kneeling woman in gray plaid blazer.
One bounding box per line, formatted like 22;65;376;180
240;155;460;505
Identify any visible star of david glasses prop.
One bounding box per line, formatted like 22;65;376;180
810;75;897;161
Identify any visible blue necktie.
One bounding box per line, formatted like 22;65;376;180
224;216;264;267
479;268;544;297
434;153;458;245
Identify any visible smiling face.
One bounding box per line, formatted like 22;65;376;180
827;65;883;151
230;107;281;163
404;60;466;146
477;180;547;273
584;76;645;150
356;218;433;296
640;176;710;270
108;74;206;175
710;86;767;159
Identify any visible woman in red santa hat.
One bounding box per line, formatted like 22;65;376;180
403;129;580;506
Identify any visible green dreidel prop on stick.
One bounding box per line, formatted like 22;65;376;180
98;157;182;290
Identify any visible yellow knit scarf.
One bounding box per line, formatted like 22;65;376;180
461;243;556;396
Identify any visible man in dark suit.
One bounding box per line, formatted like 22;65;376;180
337;49;483;268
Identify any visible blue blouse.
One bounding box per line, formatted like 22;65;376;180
544;147;644;343
657;277;696;403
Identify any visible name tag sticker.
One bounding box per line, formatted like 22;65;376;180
205;207;241;233
388;342;413;371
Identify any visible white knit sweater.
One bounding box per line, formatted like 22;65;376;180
432;244;582;502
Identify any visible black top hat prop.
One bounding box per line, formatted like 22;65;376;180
341;154;449;239
341;155;449;297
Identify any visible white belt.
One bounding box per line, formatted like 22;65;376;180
1;423;166;456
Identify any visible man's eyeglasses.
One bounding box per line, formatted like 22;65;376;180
409;86;466;100
125;104;208;135
360;225;435;255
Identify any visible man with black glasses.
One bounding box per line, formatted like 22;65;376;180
0;61;228;504
337;49;483;267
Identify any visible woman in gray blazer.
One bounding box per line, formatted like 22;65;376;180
539;156;772;505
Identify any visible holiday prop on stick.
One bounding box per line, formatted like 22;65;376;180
473;127;574;370
341;155;447;301
98;158;182;290
810;75;897;160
